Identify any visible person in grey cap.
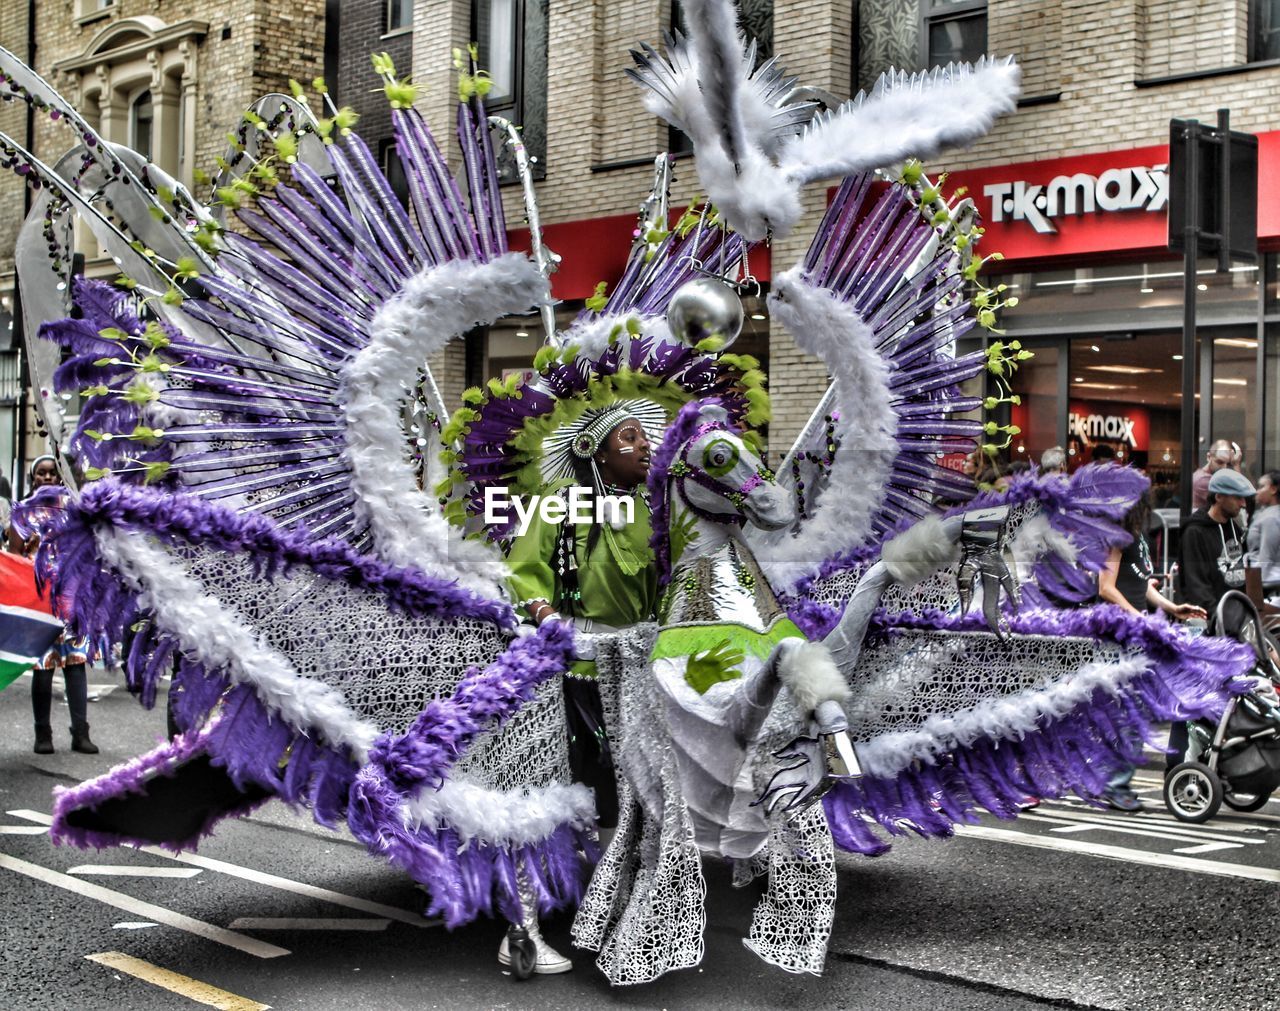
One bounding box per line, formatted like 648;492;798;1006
1177;466;1256;613
1170;466;1256;769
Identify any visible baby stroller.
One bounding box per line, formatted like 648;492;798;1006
1164;591;1280;823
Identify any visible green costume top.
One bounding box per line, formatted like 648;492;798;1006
507;489;658;674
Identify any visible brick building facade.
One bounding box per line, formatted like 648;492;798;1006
6;1;1280;483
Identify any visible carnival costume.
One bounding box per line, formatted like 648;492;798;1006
0;0;1256;985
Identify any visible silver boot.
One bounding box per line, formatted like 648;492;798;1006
497;866;572;977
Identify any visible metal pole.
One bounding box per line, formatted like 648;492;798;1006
1179;120;1200;522
1218;108;1231;273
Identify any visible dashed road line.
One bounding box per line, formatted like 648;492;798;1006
228;916;390;931
955;824;1280;883
0;854;289;958
86;952;271;1011
7;809;432;928
70;865;202;879
0;825;48;835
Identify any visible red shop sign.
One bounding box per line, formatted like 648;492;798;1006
935;131;1280;265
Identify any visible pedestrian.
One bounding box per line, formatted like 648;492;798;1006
10;455;98;755
1096;490;1206;810
1191;439;1234;512
1090;443;1118;464
1040;446;1066;475
1247;470;1280;597
1170;466;1255;768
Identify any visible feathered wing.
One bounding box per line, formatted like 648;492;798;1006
779;58;1021;185
750;174;986;592
2;44;545;595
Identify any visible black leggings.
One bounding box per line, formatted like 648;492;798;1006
563;677;618;829
32;663;89;732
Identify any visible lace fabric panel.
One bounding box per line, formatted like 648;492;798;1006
172;541;580;830
844;629;1124;742
572;627;708;986
454;676;571;790
807;500;1045;617
179;544;508;735
743;801;835;977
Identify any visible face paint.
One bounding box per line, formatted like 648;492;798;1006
617;447;635;454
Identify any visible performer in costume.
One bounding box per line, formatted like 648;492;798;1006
0;1;1258;986
501;401;663;973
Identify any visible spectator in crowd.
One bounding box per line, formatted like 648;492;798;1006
10;456;98;755
1097;491;1207;810
1191;439;1234;512
1171;467;1255;768
1248;470;1280;596
1040;446;1067;475
1090;444;1118;464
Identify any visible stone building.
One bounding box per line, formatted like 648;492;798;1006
0;0;324;490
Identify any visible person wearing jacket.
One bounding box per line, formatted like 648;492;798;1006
1170;467;1256;768
1177;467;1255;613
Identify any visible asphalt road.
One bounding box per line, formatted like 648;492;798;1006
2;669;1279;1010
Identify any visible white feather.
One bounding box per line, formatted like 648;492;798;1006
557;312;671;360
345;253;546;599
781;58;1022;185
753;268;897;589
778;640;849;712
405;779;597;847
855;655;1150;779
1007;511;1078;587
880;514;962;586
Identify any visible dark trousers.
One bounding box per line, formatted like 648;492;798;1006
1166;721;1189;769
32;663;89;733
563;677;618;828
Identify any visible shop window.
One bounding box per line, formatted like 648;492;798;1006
473;0;547;181
1252;0;1280;61
130;90;153;161
920;0;987;68
386;0;412;34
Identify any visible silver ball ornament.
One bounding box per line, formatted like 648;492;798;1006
665;277;744;349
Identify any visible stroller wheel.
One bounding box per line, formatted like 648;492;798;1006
1223;791;1271;813
505;927;537;981
1164;762;1223;823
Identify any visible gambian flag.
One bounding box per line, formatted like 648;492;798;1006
0;552;64;691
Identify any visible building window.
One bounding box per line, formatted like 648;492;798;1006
1252;0;1280;62
386;0;412;34
920;0;987;68
473;0;548;181
130;89;154;160
380;139;409;209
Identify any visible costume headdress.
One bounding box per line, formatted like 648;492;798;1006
540;398;667;486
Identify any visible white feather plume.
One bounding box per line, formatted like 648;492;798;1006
780;58;1022;186
751;267;898;590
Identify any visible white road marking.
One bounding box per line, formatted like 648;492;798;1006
1020;809;1260;846
955;824;1280;883
113;922;159;930
1048;824;1099;834
228;917;390;931
8;809;432;928
86;952;271;1011
0;854;289;958
70;865;202;879
0;825;48;835
1173;842;1244;855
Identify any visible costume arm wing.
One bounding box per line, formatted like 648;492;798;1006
779;59;1021;185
